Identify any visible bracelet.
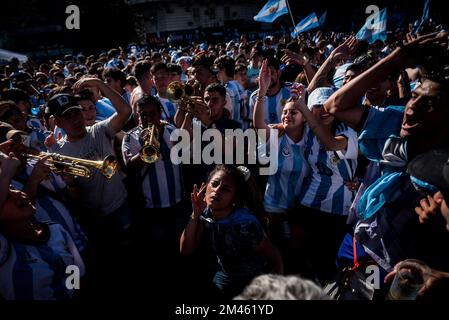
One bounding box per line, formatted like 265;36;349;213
256;95;266;102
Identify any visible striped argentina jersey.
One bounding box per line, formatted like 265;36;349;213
259;131;310;213
122;123;183;209
12;168;88;254
249;84;292;125
157;95;177;124
298;124;358;215
0;223;85;300
224;80;244;125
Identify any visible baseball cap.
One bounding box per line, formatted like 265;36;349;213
46;93;82;117
0;122;27;144
407;149;449;194
307;87;335;110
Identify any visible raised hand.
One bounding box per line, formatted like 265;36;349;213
191;182;207;219
72;77;104;93
290;83;307;109
258;59;271;96
398;31;448;68
415;195;442;224
332;36;358;61
281;49;308;66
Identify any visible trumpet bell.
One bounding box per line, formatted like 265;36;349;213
139;145;160;164
101;155;118;179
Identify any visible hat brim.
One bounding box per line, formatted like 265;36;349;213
60;105;82;116
6;129;27;140
407;150;449;191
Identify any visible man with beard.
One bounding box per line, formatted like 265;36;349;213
248;56;293;125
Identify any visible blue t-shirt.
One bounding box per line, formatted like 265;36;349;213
200;207;266;283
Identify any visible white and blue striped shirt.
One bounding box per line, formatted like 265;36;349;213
156;95;177;124
224;80;244;125
0;223;85;300
122;123;183;209
260;132;310;213
298;124;358;215
12;168;88;254
249;85;292;125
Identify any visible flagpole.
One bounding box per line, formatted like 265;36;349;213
285;0;296;30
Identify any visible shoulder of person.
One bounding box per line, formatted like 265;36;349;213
231;207;261;225
249;89;260;100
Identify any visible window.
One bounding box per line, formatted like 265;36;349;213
224;7;230;19
193;8;200;20
209;8;216;20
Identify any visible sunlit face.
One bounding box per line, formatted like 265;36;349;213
204;91;225;120
400;79;449;138
281;102;303;129
205;170;237;211
343;69;362;86
0;188;36;223
311;104;334;126
78;99;96;126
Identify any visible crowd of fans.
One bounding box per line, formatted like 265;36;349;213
1;18;449;301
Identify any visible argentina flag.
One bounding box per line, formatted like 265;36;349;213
356;8;387;44
291;12;319;37
413;0;430;34
254;0;288;23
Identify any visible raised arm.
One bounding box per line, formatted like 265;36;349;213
295;85;348;151
180;183;206;256
73;77;132;133
324;32;448;130
308;36;358;93
252;59;272;136
281;49;316;84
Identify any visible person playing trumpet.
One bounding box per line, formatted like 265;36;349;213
46;78;133;253
121;95;187;284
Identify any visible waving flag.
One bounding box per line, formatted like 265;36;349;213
414;0;430;34
254;0;288;23
291;12;320;37
356;8;387;44
319;11;327;27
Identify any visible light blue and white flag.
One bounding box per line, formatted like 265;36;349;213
291;12;319;37
254;0;288;23
413;0;430;34
319;11;327;26
356;8;387;44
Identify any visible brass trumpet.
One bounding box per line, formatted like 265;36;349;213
23;152;118;179
140;123;160;163
167;81;211;116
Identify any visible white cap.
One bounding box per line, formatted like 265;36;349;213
307;87;334;110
